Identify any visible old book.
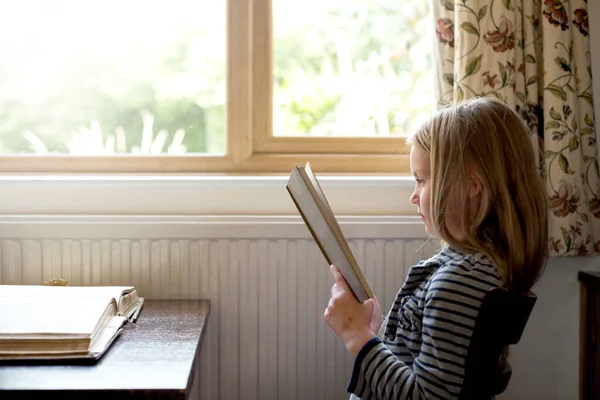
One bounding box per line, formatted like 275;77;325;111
0;285;144;360
286;162;374;302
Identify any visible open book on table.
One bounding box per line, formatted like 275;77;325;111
286;162;374;303
0;285;144;361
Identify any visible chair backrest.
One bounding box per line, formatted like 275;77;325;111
459;288;537;400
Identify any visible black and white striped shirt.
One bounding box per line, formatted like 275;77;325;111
348;246;503;399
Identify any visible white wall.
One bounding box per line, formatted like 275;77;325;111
499;256;600;400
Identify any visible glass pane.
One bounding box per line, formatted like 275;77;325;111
0;1;225;155
273;0;433;137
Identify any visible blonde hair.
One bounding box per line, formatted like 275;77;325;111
409;97;548;293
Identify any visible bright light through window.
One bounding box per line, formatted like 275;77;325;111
0;1;226;155
273;0;434;137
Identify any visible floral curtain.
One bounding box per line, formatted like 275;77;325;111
433;0;600;256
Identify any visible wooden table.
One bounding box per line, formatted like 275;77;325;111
0;300;210;400
579;271;600;400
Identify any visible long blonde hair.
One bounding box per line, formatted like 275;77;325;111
409;97;548;293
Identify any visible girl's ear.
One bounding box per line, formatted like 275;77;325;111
469;171;483;198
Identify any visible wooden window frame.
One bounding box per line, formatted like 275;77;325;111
0;0;410;174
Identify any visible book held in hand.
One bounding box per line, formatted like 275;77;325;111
286;162;374;303
0;285;144;361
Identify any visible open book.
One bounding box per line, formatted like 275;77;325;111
0;285;144;360
286;162;374;302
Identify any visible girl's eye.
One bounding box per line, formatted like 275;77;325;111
415;178;424;184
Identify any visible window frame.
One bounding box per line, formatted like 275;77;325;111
0;0;411;174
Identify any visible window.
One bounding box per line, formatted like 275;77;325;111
0;0;433;174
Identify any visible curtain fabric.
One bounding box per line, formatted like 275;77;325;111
433;0;599;256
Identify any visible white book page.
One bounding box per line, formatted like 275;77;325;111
0;285;133;302
89;316;126;355
0;296;113;337
0;316;126;360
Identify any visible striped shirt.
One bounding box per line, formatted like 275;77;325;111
348;246;503;400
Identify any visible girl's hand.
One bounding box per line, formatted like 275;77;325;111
370;296;383;335
324;265;377;358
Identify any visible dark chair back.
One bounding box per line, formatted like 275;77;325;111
459;288;537;400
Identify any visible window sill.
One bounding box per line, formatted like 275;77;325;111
0;175;416;216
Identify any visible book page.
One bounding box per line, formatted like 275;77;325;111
0;296;115;338
0;285;134;302
118;290;140;317
89;316;126;356
0;316;126;360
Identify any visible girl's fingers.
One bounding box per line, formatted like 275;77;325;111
330;264;350;291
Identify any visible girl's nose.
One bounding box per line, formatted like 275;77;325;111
410;190;419;205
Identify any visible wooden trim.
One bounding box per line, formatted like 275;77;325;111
0;155;235;173
251;0;273;156
239;153;410;174
581;282;587;400
254;136;410;154
227;0;253;164
579;271;600;291
0;153;410;174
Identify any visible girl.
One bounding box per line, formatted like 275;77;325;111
324;97;548;399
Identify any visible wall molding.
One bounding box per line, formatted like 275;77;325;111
0;175;417;215
0;215;429;240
